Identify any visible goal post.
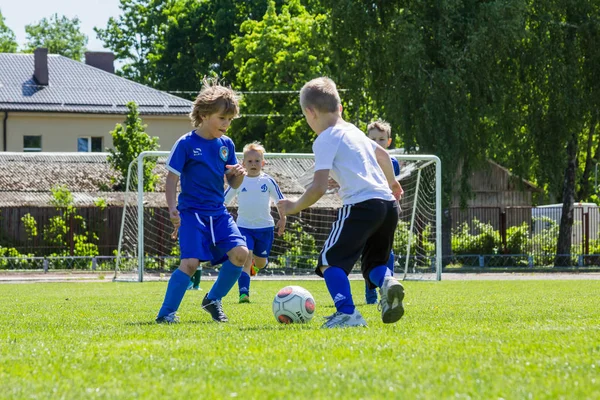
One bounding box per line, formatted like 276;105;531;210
115;151;442;282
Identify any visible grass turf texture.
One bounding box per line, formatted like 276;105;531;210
0;280;599;399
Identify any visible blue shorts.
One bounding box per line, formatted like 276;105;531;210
238;227;274;259
178;210;246;265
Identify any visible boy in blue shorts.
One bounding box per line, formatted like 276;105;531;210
155;78;249;323
365;119;403;304
278;77;405;328
224;141;286;303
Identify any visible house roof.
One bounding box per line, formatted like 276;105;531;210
0;53;193;115
0;152;343;208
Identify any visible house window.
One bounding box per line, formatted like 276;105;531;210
23;136;42;152
78;137;103;152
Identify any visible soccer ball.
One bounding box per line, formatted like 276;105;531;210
272;285;316;324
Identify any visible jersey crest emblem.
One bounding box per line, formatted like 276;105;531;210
260;184;268;192
219;146;229;161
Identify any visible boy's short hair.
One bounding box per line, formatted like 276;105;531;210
189;77;240;127
367;119;392;139
299;77;341;113
243;141;266;158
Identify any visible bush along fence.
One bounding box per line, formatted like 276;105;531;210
0;203;599;271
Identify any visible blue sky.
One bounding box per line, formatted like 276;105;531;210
1;0;122;51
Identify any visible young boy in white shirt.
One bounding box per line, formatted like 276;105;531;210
278;77;405;328
225;142;286;303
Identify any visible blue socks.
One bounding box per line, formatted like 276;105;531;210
323;267;355;314
208;260;243;301
369;264;392;288
238;271;251;295
157;269;191;318
387;251;395;275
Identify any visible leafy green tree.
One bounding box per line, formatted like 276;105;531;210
94;0;169;86
327;0;528;206
228;0;331;152
0;9;17;52
24;14;88;60
94;0;331;92
107;102;160;191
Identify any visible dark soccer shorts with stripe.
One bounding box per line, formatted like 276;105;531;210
316;198;398;288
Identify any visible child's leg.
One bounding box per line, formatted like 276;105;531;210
157;259;199;319
322;266;355;314
192;268;202;289
238;250;254;298
207;245;248;301
387;251;395;276
365;280;378;304
253;255;268;270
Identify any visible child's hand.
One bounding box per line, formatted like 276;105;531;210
276;217;286;236
277;199;298;216
169;209;180;239
391;181;403;201
225;164;247;177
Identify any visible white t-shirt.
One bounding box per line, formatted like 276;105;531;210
313;123;395;205
224;173;284;229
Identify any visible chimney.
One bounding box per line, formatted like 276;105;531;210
34;48;49;85
85;51;115;73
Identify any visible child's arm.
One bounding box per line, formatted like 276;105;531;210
277;170;328;216
165;171;180;239
225;164;246;189
374;146;403;200
275;209;287;236
268;177;286;235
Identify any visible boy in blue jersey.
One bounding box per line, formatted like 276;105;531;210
365;120;403;304
155;78;249;324
278;77;405;328
224;141;286;303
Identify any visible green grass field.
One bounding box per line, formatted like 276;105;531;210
1;279;599;399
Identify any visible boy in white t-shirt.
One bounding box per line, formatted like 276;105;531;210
278;77;405;328
225;142;286;303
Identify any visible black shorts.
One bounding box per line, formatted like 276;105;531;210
316;198;398;288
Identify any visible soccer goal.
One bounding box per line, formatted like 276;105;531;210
115;151;441;281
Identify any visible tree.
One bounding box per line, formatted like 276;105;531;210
0;9;17;52
94;0;318;91
328;0;527;206
227;0;332;152
107;102;160;191
24;14;88;60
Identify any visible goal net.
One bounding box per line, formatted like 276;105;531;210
115;151;441;281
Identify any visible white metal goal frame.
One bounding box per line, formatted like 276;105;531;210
115;151;442;281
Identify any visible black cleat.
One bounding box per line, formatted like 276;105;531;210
202;294;229;322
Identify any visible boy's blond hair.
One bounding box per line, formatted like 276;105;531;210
189;77;240;127
242;141;266;158
367;119;392;139
299;77;341;113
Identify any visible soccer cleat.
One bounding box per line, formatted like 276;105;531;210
320;309;368;329
379;276;405;324
191;286;202;291
239;293;250;303
155;312;179;324
365;287;378;305
250;264;258;276
202;294;229;322
186;281;194;290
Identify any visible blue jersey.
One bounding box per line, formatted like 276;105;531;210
391;157;401;180
166;131;238;215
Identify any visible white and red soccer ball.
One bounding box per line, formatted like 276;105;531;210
272;285;316;324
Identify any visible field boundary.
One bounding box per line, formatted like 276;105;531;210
1;270;600;283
